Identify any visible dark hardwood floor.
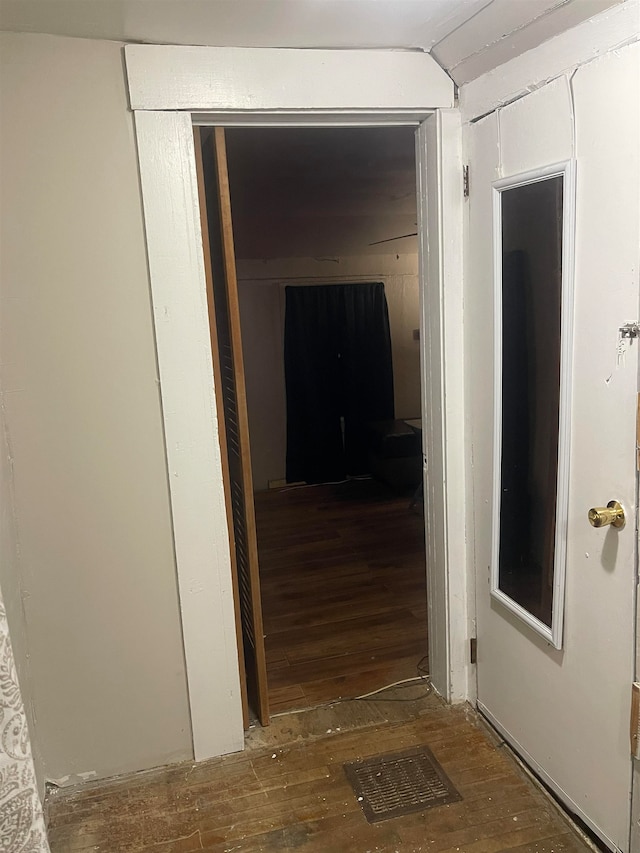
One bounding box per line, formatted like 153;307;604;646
47;692;591;852
254;478;429;714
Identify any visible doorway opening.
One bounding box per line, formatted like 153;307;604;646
196;125;428;727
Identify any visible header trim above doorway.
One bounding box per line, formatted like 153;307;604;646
125;45;454;113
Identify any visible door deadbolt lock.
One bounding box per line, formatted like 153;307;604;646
588;501;625;529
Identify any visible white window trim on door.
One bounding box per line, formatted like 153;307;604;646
127;45;469;761
490;160;577;650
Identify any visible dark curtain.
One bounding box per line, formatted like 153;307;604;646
284;283;394;484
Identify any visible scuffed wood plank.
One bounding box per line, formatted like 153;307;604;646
47;699;589;853
255;481;428;711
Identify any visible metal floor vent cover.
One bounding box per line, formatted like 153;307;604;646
343;745;461;823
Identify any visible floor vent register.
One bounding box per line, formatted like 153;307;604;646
343;745;462;824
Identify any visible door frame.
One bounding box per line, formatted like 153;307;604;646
127;45;470;762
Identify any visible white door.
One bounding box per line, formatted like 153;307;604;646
467;46;639;851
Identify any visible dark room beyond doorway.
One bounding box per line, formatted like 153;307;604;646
201;125;428;722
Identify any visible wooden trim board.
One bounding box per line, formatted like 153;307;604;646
134;110;244;761
125;45;454;113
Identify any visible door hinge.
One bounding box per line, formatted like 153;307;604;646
470;637;477;665
631;683;640;757
463;165;470;198
620;322;640;339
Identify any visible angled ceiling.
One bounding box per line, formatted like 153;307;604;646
0;0;623;84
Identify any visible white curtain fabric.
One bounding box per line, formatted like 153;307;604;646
0;599;49;852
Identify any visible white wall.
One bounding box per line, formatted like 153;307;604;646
0;32;192;784
237;254;421;491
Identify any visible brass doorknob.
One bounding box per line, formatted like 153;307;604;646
588;501;625;529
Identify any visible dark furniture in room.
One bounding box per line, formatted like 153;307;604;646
367;419;422;490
